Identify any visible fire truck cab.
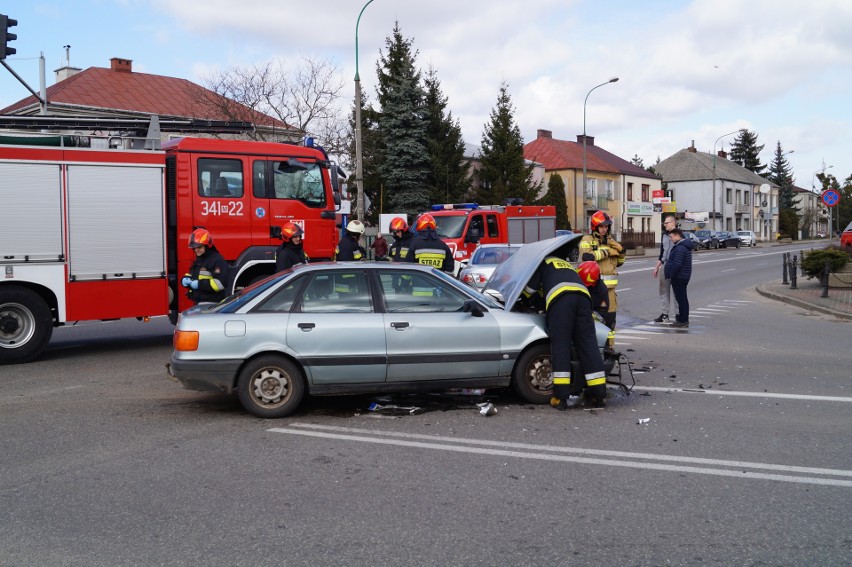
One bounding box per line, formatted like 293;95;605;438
428;203;557;272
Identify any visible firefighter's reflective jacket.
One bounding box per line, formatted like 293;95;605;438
335;234;366;261
185;247;229;304
405;230;454;273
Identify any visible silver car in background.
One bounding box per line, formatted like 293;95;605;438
457;244;521;289
736;230;757;246
168;235;615;418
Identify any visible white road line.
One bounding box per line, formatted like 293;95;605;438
632;385;852;403
269;424;852;487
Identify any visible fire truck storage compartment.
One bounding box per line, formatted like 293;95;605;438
507;216;555;244
0;162;64;262
66;164;166;281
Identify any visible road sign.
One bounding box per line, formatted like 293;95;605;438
822;189;840;207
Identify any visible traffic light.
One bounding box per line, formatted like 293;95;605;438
1;14;17;60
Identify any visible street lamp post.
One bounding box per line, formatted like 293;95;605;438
581;77;618;230
712;129;742;232
354;0;374;223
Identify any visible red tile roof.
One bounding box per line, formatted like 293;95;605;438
524;135;620;174
0;64;288;129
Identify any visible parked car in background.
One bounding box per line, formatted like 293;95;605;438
841;221;852;249
683;231;698;251
736;230;757;247
458;243;521;290
693;230;719;250
168;235;616;418
715;231;742;248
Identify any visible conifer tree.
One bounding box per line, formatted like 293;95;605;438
477;83;541;205
375;22;431;216
766;141;796;209
423;66;468;205
729;130;766;174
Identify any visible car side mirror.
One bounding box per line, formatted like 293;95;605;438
462;299;485;317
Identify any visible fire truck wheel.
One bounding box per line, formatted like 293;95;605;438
511;344;554;404
236;355;305;418
0;286;54;365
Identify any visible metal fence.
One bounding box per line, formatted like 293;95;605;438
619;230;657;250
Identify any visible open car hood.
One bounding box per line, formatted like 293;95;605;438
482;233;582;309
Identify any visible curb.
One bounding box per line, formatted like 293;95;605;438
755;284;852;321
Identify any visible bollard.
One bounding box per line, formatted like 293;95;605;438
790;255;798;289
820;260;830;298
800;250;806;276
782;252;789;285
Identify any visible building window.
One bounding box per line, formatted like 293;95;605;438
605;179;614;200
641;184;649;201
627;217;634;231
585;178;597;200
627;182;634;201
726;187;732;204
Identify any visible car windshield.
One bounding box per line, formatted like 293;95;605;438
210;274;287;313
471;246;518;265
433;215;467;239
430;268;504;310
695;230;711;238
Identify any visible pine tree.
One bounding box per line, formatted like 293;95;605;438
477;82;541;205
766;141;796;209
729;130;766;174
423;66;469;205
375;22;431;217
539;173;570;230
630;154;644;168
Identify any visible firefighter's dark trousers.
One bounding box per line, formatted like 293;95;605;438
546;292;607;402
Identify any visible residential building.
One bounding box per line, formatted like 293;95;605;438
0;56;295;140
793;185;829;238
652;143;778;241
523;129;662;239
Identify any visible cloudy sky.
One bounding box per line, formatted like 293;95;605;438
2;0;850;187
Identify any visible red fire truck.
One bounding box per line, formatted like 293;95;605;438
428;203;557;270
0;129;342;364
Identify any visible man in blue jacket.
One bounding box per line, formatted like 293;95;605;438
664;228;694;328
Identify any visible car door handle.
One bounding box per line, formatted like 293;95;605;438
298;323;315;331
390;322;409;330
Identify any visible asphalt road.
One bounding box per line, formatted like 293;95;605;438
1;242;850;566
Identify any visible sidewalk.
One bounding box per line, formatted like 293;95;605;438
756;279;852;320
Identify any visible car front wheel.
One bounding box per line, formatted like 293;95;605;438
512;344;554;404
237;355;305;418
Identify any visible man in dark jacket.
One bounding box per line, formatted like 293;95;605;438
335;220;367;261
664;228;694;328
388;217;413;262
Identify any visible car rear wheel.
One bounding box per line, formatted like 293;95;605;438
237;355;305;418
512;344;554;404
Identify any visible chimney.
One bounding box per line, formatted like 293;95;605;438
54;44;82;83
687;140;697;153
537;129;552;139
576;134;594;146
110;57;133;73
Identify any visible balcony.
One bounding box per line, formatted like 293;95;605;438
584;194;609;210
735;204;750;214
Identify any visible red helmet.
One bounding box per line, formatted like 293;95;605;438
390;217;409;232
590;210;612;231
280;221;304;242
577;261;601;287
188;228;213;249
415;213;437;232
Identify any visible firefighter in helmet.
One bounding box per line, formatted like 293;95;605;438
579;210;624;329
388;217;413;262
522;255;607;409
335;219;367;261
275;221;308;272
578;260;610;322
405;213;454;273
181;228;229;304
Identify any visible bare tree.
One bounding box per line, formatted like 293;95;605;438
200;57;349;156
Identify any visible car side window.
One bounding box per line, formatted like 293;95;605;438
253;278;303;313
379;270;467;313
486;214;499;237
299;271;372;313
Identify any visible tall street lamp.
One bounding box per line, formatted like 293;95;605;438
581;77;618;229
712;129;742;232
354;0;374;222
